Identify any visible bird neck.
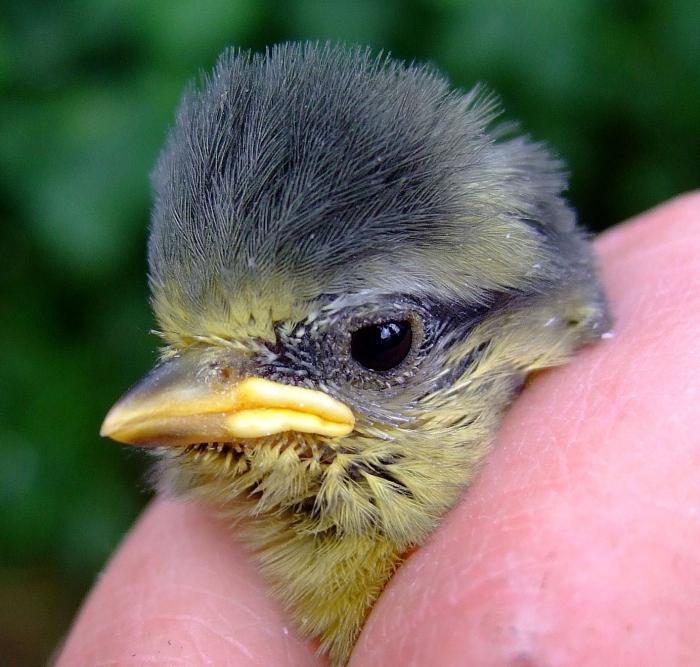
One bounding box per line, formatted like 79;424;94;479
225;504;402;666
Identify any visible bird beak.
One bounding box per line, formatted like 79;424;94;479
100;354;355;447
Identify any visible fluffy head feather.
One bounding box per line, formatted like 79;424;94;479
149;42;601;345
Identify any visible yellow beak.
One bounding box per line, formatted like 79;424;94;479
100;354;355;447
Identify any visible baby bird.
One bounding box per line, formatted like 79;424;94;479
101;43;609;665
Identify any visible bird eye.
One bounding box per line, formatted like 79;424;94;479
350;320;412;372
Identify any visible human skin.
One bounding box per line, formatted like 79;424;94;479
57;192;700;667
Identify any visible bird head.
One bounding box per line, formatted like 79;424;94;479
101;44;608;549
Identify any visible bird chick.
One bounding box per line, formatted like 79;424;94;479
101;43;610;666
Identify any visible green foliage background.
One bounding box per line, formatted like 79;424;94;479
1;1;698;663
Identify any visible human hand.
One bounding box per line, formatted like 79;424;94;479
57;192;700;666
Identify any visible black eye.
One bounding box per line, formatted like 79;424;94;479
350;320;413;372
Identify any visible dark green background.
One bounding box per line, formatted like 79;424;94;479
1;1;698;663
